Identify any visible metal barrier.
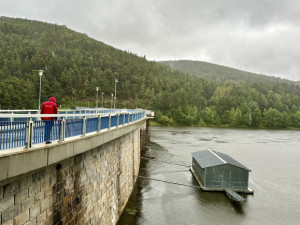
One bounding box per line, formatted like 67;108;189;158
0;110;146;150
0;121;27;149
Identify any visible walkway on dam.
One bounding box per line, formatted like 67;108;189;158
0;108;146;151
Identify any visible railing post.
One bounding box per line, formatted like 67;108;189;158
10;112;14;122
25;118;33;149
82;116;86;136
109;114;111;129
123;113;125;126
59;118;65;142
117;114;119;128
97;115;101;133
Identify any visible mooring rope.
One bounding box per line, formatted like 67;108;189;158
140;156;190;168
135;175;203;190
157;169;191;174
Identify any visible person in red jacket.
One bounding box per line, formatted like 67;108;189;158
41;97;58;144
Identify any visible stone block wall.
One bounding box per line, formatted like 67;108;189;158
0;124;144;225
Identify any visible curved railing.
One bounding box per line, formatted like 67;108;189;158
0;109;146;150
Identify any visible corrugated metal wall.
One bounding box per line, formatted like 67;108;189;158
192;158;205;186
193;160;249;191
205;164;249;191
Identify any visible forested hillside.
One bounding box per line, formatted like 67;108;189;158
1;17;300;128
161;60;299;85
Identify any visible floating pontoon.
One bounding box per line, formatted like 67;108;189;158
191;149;254;202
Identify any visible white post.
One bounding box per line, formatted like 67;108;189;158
38;70;44;111
59;118;66;143
96;87;99;111
114;78;118;109
97;115;101;133
82;116;87;136
111;93;113;110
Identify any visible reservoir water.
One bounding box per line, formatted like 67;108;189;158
118;127;300;225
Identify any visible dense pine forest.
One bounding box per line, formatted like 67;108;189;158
1;17;300;129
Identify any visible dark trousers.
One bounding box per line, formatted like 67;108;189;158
44;120;54;142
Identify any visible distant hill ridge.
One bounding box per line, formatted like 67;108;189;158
160;60;296;84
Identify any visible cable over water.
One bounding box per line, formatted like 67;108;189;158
140;156;190;168
135;175;203;190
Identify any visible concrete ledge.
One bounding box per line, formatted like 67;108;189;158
8;148;48;179
48;142;74;165
0;156;9;181
0;119;146;183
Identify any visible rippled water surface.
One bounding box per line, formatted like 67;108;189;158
118;127;300;225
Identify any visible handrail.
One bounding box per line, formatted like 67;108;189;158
0;112;115;118
0;110;146;151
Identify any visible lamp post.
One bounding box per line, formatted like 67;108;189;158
101;92;104;108
96;87;99;110
114;78;118;109
38;70;44;111
111;93;113;110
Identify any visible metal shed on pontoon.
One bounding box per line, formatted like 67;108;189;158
191;149;253;194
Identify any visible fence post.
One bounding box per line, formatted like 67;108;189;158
123;113;125;125
59;118;65;142
117;114;119;128
25;118;33;149
97;115;101;133
10;112;14;123
82;116;86;136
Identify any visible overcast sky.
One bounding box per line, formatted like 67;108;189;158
1;0;300;81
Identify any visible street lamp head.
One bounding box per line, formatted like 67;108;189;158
102;92;104;95
38;70;44;77
111;93;113;97
96;87;99;91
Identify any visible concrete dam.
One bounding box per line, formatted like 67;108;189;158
0;110;147;225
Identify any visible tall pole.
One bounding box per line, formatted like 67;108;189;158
111;93;113;110
38;70;44;111
114;78;118;109
96;87;99;111
101;92;104;108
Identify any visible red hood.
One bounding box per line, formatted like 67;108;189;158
49;97;56;102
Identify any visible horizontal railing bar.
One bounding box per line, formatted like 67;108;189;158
0;112;134;118
0;109;142;113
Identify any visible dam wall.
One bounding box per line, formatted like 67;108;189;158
0;119;147;225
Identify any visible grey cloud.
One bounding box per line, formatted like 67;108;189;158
1;0;300;80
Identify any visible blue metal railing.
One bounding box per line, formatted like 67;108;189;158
0;121;27;149
33;120;61;144
86;117;98;133
66;119;84;138
0;110;146;150
101;116;109;130
119;114;124;126
111;115;118;128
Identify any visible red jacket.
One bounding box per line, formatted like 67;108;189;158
41;97;58;120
